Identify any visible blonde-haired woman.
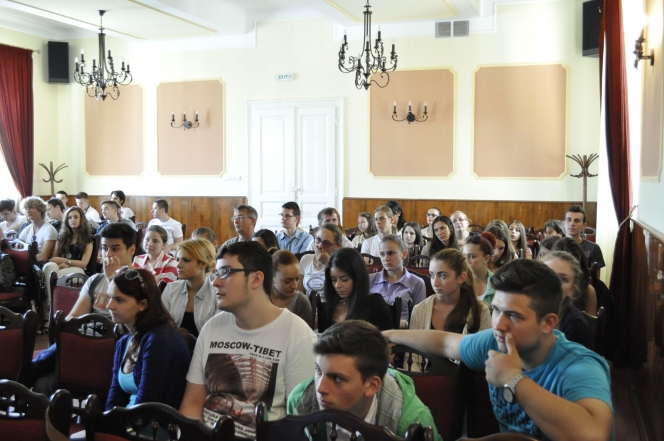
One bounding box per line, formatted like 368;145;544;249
18;196;57;263
161;238;217;337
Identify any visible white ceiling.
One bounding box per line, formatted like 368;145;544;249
0;0;545;42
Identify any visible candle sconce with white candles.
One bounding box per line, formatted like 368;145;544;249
392;101;428;124
170;110;200;130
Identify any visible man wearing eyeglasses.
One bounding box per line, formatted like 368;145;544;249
180;241;317;439
220;204;258;249
276;202;313;253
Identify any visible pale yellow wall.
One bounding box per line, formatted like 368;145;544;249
3;0;601;207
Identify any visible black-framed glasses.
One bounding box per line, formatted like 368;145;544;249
278;213;295;218
211;266;255;281
118;266;146;296
231;216;253;222
314;237;336;247
425;213;438;217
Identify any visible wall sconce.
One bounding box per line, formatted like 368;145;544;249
634;14;654;68
392;101;428;124
171;110;200;130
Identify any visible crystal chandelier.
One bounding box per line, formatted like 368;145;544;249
338;0;397;90
73;10;132;101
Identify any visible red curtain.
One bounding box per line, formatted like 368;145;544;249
599;0;635;367
0;44;34;197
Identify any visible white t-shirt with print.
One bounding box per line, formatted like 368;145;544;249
18;222;57;250
187;309;317;439
299;254;325;295
148;217;183;245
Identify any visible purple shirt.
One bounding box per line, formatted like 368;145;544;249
369;270;426;321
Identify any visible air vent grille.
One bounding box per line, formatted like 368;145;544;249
453;20;470;37
435;21;452;38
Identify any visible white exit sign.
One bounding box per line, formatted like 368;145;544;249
277;73;294;81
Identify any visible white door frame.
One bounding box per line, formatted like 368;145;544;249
246;97;345;220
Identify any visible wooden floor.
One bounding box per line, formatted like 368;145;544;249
34;334;661;441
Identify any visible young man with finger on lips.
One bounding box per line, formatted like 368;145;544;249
384;259;614;441
288;320;442;441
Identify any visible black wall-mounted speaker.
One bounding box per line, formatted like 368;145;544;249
582;0;601;57
48;41;70;83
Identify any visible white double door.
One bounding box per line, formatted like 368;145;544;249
247;98;343;232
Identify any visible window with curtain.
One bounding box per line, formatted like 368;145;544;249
0;148;20;200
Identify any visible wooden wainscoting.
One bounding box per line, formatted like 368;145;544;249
342;198;597;230
48;195;247;244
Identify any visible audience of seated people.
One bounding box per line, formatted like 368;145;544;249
410;248;491;334
97;199;137;233
318;247;393;333
287;320;442;441
110;190;135;220
179;241;317;438
252;228;280;250
462;231;497;307
361;205;396;257
351;211;378;248
298;223;344;295
45;198;65;232
270;249;313;327
161;238;217;337
105;266;191;411
369;235;425;328
450;210;471;246
401;221;424;257
509;219;533;259
276;201;313;253
0;198;27;235
75;191;102;229
221;204;257;248
1;193;615;441
148;199;184;254
421;206;441;241
132;225;179;285
421;215;458;257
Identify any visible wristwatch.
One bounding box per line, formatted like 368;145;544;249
502;372;525;403
67;259;71;267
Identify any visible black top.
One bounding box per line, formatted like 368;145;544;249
558;304;593;349
580;240;605;268
180;311;198;338
60;236;92;260
318;293;393;333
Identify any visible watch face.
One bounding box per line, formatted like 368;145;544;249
503;387;514;403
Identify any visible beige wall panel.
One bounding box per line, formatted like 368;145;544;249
157;80;224;175
85;84;144;176
473;64;567;178
370;69;454;177
641;0;663;180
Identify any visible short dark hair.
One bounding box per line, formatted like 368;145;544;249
544;219;565;235
75;192;89;200
314;320;389;382
490;259;562;321
110;190;126;205
192;227;216;244
282;201;301;217
252;229;280;250
566;205;586;223
0;199;16;212
540;235;562;252
99;222;137;250
236;204;257;219
47;198;65;211
217;241;273;295
385;200;405;230
154;199;169;213
101;200;121;211
56;191;68;197
318;207;340;224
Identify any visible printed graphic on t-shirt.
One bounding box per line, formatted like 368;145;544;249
202;343;281;438
305;273;325;292
490;385;541;437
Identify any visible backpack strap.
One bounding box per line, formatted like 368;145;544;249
87;273;105;303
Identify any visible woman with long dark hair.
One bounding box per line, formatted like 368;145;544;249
421;215;458;257
351;212;377;249
484;221;516;272
509;220;532;259
252;229;280;251
551;237;597;315
386;200;406;233
318;248;393;333
401;221;424;258
105;267;190;410
462;232;496;307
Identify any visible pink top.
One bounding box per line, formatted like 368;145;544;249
132;251;178;284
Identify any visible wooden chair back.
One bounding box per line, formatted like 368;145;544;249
0;379;73;441
464;363;500;438
85;394;234;441
468;224;484;233
295;251;314;261
407;269;434;297
49;272;89;344
0;307;38;385
254;401;431;441
407;255;431;270
458;434;541;440
361;253;380;266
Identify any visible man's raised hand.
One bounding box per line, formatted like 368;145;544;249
485;333;522;387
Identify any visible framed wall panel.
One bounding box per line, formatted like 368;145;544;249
473;64;567;178
369;68;455;178
85;84;144;176
157;79;225;176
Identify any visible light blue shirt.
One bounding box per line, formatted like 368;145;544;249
277;229;314;254
369;269;426;321
161;279;218;334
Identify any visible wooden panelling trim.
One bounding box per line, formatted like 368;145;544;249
342;198;597;231
633;219;664;243
44;195;247;244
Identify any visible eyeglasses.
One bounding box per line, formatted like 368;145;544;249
426;213;438;217
211;266;255;281
279;213;295;218
231;216;253;222
314;237;336;247
118;266;146;297
452;218;467;223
